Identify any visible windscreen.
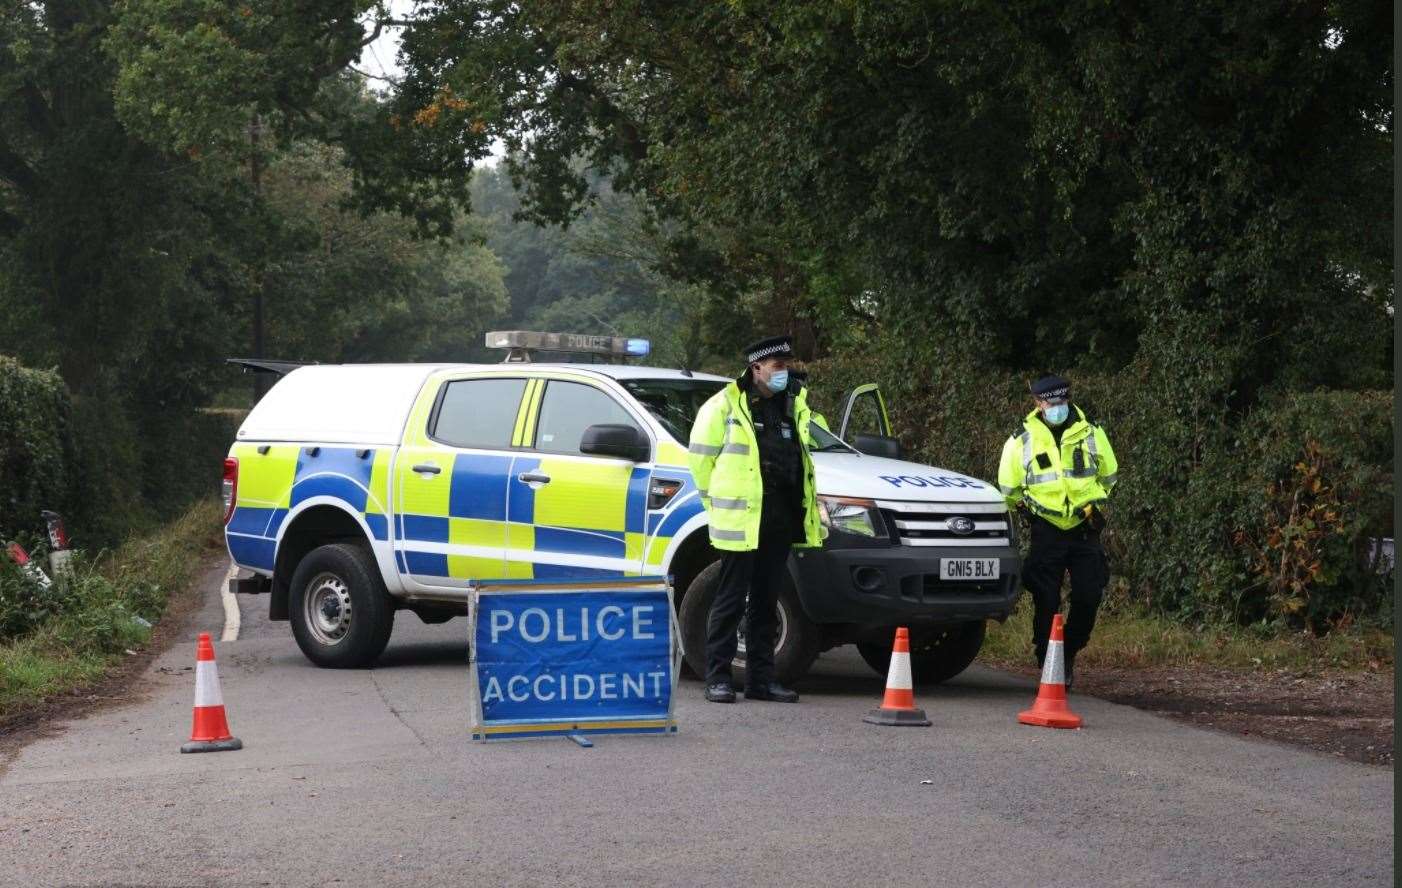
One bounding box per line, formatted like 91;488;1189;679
621;379;726;444
621;377;853;452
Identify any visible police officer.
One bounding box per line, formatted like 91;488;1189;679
998;375;1119;690
688;335;824;703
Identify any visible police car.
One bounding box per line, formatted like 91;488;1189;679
224;332;1022;684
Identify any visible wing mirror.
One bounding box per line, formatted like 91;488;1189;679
852;433;902;460
579;424;651;462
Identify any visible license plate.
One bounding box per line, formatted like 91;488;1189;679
939;558;1000;581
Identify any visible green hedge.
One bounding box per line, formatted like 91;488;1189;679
810;333;1393;631
0;356;71;541
0;355;238;547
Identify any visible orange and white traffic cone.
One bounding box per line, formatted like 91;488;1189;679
1018;614;1082;729
863;627;931;726
180;632;243;753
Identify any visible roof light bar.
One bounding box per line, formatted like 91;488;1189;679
485;331;651;363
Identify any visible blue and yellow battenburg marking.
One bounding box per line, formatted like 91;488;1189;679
227;372;708;584
225;444;391;572
393;454;703;582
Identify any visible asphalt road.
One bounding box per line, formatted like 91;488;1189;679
0;560;1392;887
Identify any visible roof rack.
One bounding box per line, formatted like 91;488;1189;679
484;331;651;364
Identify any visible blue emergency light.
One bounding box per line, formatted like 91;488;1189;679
625;339;652;357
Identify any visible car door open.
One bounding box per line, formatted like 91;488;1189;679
836;383;901;458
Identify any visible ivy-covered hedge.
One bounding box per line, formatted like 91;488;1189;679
0;356;70;541
0;356;237;546
810;333;1393;631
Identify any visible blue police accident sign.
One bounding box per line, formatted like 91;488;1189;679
469;581;678;742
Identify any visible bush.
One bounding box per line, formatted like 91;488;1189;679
0;547;155;650
0;499;221;716
0;356;71;541
1230;390;1393;630
0;355;239;547
807;329;1393;632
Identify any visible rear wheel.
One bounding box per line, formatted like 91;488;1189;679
289;543;395;668
857;621;986;685
679;560;820;686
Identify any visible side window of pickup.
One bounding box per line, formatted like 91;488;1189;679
432;378;527;449
533;380;638;454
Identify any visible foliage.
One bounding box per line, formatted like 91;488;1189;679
366;0;1391;374
361;0;1392;629
108;0;379;158
981;595;1393;673
1232;392;1393;629
812;335;1392;631
0;357;70;541
1;4;508;540
472;164;729;370
0;499;222;718
0;355;236;546
255;141;508;365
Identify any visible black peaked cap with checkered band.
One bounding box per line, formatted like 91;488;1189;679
744;335;795;364
1030;374;1070;404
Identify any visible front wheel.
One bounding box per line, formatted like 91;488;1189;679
289;543;395;668
857;621;986;685
678;560;820;686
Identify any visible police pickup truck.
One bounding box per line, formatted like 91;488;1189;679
224;332;1021;684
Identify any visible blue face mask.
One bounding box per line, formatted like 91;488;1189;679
767;369;790;393
1044;403;1069;425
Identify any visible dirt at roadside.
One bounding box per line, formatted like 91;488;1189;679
1010;663;1394;767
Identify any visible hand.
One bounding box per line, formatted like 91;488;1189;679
1084;504;1106;531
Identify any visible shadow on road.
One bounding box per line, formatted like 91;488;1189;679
374;641;471;668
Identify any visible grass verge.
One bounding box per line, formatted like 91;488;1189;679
982;597;1393;674
0;499;224;720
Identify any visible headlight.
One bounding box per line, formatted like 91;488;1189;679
818;496;881;538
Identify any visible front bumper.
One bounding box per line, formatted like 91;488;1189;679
791;541;1021;627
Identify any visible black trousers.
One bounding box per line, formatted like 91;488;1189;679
705;506;794;686
1023;518;1109;663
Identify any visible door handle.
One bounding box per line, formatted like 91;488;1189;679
412;463;442;476
517;472;551;485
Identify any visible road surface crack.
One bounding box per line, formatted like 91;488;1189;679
369;670;429;749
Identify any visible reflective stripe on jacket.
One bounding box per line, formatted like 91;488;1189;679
997;406;1118;531
687;378;822;552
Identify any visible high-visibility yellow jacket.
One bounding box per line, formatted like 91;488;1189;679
688;378;823;551
998;406;1118;531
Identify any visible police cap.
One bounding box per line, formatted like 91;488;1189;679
1030;374;1070;404
744;335;795;364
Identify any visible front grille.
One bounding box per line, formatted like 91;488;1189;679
875;500;1011;548
914;576;1005;597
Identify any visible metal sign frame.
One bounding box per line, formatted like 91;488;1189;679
467;577;680;742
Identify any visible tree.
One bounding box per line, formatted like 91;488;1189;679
366;0;1390;384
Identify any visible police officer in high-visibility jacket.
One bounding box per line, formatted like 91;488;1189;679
998;375;1119;690
688;335;823;704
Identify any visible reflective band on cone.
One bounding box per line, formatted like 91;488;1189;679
1017;614;1082;729
181;632;243;753
863;627;931;727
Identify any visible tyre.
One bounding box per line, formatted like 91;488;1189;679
678;560;820;685
288;542;395;668
857;621;987;685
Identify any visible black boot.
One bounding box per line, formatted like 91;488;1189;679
1064;651;1077;692
744;681;799;703
705;680;736;703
